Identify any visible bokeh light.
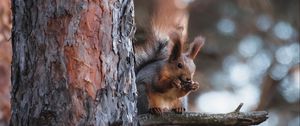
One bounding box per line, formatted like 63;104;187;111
228;63;252;87
275;45;295;65
279;70;300;103
273;21;294;40
249;50;273;77
238;35;263;58
217;18;236;35
270;64;289;80
196;91;239;113
256;15;273;32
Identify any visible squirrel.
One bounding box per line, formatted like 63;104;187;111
134;0;205;115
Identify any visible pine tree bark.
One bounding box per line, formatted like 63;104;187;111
11;0;136;125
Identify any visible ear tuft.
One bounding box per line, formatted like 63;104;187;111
188;36;205;59
168;32;183;61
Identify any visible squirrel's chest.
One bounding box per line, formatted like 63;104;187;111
160;88;183;100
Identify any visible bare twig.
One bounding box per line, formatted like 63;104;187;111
234;103;244;112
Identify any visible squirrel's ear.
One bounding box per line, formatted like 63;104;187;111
188;36;205;59
169;32;183;61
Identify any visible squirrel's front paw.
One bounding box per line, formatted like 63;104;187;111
149;107;163;115
184;81;199;91
190;81;200;91
172;79;182;88
171;107;186;114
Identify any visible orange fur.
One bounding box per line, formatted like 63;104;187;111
136;33;205;115
135;0;205;115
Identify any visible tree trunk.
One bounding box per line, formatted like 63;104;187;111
0;1;12;125
11;0;136;125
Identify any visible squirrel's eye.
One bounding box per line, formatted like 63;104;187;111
177;63;183;68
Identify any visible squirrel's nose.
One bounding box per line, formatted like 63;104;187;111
180;76;192;82
186;78;191;82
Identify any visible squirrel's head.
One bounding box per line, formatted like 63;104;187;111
166;33;205;83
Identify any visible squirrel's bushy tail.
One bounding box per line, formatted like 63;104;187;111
134;0;191;72
134;38;168;72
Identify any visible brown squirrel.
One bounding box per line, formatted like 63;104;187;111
134;0;205;115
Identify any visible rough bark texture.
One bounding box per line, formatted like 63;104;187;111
0;0;12;125
11;0;136;125
138;112;268;126
138;104;268;126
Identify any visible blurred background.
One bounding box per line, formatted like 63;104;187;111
135;0;299;126
0;0;299;126
187;1;299;125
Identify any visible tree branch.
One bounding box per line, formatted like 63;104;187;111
138;103;268;126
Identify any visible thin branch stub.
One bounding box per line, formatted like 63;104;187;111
234;103;244;113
